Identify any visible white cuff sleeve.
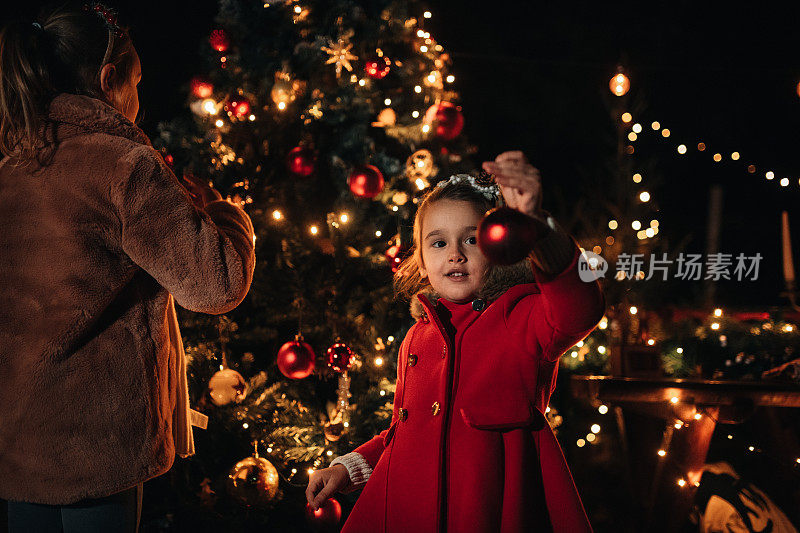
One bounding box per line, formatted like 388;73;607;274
330;452;373;493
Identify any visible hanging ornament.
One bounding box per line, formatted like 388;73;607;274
190;77;214;99
321;34;358;78
305;498;342;530
405;149;435;189
209;29;229;53
326;341;354;373
424;102;464;140
323;408;345;442
225;96;251;120
227;454;280;507
270;69;306;109
364;55;391;79
347;165;384;199
371;108;396;127
277;334;316;379
384;242;409;273
477;207;548;265
286;146;316;178
207;368;247;406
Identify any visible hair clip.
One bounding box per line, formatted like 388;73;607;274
436;173;500;200
32;22;44;30
84;3;124;38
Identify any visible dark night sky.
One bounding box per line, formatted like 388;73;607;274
8;1;800;307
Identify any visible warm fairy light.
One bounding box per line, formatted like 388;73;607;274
415;178;427;190
599;405;609;414
608;220;618;230
713;153;722;162
546;406;551;413
202;99;218;114
384;98;392;105
749;446;755;452
423;10;432;17
379;390;386;396
796;458;800;463
375;230;382;237
339;213;349;223
677;347;683;354
392;205;399;212
446;75;455;83
597;345;606;354
294;5;302;13
291;468;297;474
630;306;638;315
416;29;425;37
610;72;630;96
421;124;431;133
670;396;679;404
577;439;586;447
647;338;655;345
651;121;660;130
277;102;286;110
714;308;723;317
747;165;756;173
215;119;224;127
243;423;249;429
711;322;720;330
731;152;740;160
632;173;642;183
650;219;659;228
694;413;702;420
358;79;366;86
621;112;632;123
674;421;683;429
628;132;638;142
374;357;384;366
658;449;666;457
780;178;789;186
677;479;686;487
783;324;794;332
632;123;642;133
387;336;395;342
632;220;641;230
412;110;420;118
309;225;319;235
272;210;282;220
586;433;596;442
326;450;333;457
639;191;650;202
414;85;422;93
766;171;775;180
571;351;578;358
696;142;706;151
661;128;671;137
591;424;601;434
599;318;608;329
420;45;428;52
677;144;687;154
248;114;256;121
637;230;647;240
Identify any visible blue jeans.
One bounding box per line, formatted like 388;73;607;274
6;483;142;533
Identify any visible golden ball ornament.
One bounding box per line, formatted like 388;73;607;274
227;455;280;507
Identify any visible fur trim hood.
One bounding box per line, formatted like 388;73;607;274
409;260;535;320
46;93;152;147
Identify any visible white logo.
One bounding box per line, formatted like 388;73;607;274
578;251;608;282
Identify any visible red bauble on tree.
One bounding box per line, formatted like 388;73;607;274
424;102;464;140
326;342;354;373
384;242;409;273
209;29;230;53
190;77;214;99
225;96;251;119
477;207;548;265
286;146;316;178
305;498;342;530
364;56;391;79
347;165;384;199
277;334;316;379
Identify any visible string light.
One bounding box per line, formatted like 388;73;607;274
374;357;384;366
272;210;282;220
658;449;666;457
714;308;723;317
711;322;720;330
661;128;671;137
713;153;722;162
674;420;683;429
597;345;606;354
215;119;224;127
608;220;618;230
577;439;586;447
677;144;687;154
309;225;319;235
632;220;641;230
598;405;608;414
630;306;638;315
628;132;638;141
639;191;650;202
586;433;597;442
590;424;601;434
340;213;349;223
651;121;660;130
731;151;740;160
375;230;382;237
677;479;686;487
670;396;679;404
632;173;642;183
621;112;632;123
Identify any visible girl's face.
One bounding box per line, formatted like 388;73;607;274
419;199;489;303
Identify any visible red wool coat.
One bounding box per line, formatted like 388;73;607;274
341;247;604;533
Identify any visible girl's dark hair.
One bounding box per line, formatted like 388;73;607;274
393;178;501;300
0;3;135;162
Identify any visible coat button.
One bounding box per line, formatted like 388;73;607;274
472;298;486;312
399;408;408;421
408;354;418;367
431;402;440;416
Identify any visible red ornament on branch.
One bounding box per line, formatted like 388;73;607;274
286;146;316;178
209;29;230;53
225;96;251;119
326;342;354;373
424;102;464;140
384;242;409;273
190;77;214;99
477;207;547;265
347;165;384;199
364;56;391;79
277;334;316;379
305;498;342;530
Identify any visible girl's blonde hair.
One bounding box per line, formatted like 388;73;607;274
393;178;500;300
0;3;135;164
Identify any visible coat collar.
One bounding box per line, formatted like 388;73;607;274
410;259;536;321
46;93;151;147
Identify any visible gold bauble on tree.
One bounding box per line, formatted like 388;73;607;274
227;453;280;507
207;368;247;406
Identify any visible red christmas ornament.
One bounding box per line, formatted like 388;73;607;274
277;335;316;379
364;56;391;79
384;243;409;273
191;77;214;99
424;102;464;140
347;165;384;199
209;29;230;53
225;96;251;119
305;498;342;530
477;207;548;265
326;342;354;373
286;146;316;178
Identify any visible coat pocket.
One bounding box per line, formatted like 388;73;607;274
459;401;546;431
382;419;399;446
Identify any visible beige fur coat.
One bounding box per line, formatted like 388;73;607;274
0;94;255;504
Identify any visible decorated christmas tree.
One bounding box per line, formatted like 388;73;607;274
152;0;475;529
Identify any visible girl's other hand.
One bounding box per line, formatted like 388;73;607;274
305;464;350;511
482;151;543;219
180;173;223;210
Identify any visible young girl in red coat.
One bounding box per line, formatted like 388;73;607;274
307;151;604;532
